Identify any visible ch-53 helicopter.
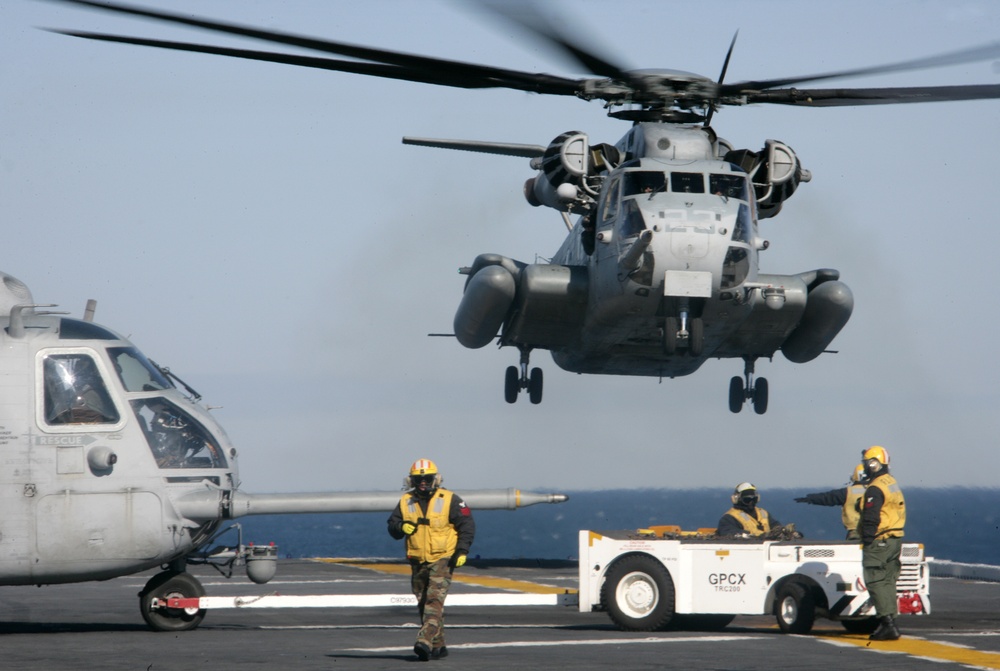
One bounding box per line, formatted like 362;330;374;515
0;270;564;631
46;1;1000;416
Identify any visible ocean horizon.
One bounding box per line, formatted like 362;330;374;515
235;487;999;565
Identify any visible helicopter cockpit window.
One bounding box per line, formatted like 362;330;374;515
600;177;620;222
710;173;749;201
732;203;754;244
619;199;646;237
108;347;172;393
131;398;227;469
43;353;120;425
670;172;705;193
622;171;666;197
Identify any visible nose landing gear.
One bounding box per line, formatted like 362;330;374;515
504;346;543;404
663;313;704;356
729;357;768;414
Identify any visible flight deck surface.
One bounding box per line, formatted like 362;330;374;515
1;558;998;670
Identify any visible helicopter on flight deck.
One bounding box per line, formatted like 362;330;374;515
46;0;1000;416
0;271;564;631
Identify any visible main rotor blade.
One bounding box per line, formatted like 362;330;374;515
478;1;633;82
48;0;584;96
723;40;1000;94
747;83;1000;107
705;31;739;127
51;30;583;95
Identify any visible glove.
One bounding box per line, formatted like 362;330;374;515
400;522;416;536
794;497;808;503
453;553;467;568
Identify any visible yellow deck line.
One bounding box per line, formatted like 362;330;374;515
312;559;576;595
818;632;1000;670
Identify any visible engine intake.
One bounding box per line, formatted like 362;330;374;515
725;140;810;219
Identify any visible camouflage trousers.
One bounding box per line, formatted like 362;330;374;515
410;557;454;649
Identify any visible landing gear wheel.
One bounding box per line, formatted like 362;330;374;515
663;317;678;355
504;366;519;404
753;377;769;415
139;571;206;632
688;318;704;356
841;617;880;634
528;367;543;404
600;555;675;631
775;582;815;634
728;376;744;413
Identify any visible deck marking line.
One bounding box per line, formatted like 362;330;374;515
315;559;575;595
817;632;1000;670
344;634;759;653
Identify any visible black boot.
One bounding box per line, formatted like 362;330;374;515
414;642;431;661
869;616;900;641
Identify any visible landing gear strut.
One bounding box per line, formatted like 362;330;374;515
663;299;704;356
504;346;542;404
728;357;768;415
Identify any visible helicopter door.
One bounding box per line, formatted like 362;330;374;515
34;349;162;562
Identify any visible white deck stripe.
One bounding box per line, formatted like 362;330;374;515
197;592;577;609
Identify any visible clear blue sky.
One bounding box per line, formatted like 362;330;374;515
2;0;998;493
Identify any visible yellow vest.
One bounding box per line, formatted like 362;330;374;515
867;474;905;539
842;483;865;532
724;507;771;536
400;489;458;562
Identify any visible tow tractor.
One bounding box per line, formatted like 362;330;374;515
579;526;929;634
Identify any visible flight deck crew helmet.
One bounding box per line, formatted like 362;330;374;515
731;482;759;507
407;458;443;490
862;445;889;477
850;463;867;484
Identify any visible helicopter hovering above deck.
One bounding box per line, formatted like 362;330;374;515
39;0;1000;415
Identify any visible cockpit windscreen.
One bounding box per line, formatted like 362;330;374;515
132;398;227;469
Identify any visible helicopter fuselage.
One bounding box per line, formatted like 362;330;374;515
453;123;853;409
0;308;236;585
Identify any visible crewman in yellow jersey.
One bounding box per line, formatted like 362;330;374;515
387;459;475;661
717;482;781;537
860;445;906;641
793;463;868;540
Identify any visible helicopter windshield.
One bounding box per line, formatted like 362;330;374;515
131;397;227;469
670;172;705;193
710;173;750;200
43;353;121;425
108;347;173;392
622;170;666;196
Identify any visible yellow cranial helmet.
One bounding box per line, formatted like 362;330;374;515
851;463;866;484
407;458;443;491
409;459;438;476
862;445;889;466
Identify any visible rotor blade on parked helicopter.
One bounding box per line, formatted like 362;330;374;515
721;39;1000;94
48;0;586;96
746;83;1000;107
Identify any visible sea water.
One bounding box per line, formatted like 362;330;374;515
235;487;999;564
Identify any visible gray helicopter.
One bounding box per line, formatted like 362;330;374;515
0;271;565;631
46;1;1000;414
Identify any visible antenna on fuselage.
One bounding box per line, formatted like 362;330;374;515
84;299;97;322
